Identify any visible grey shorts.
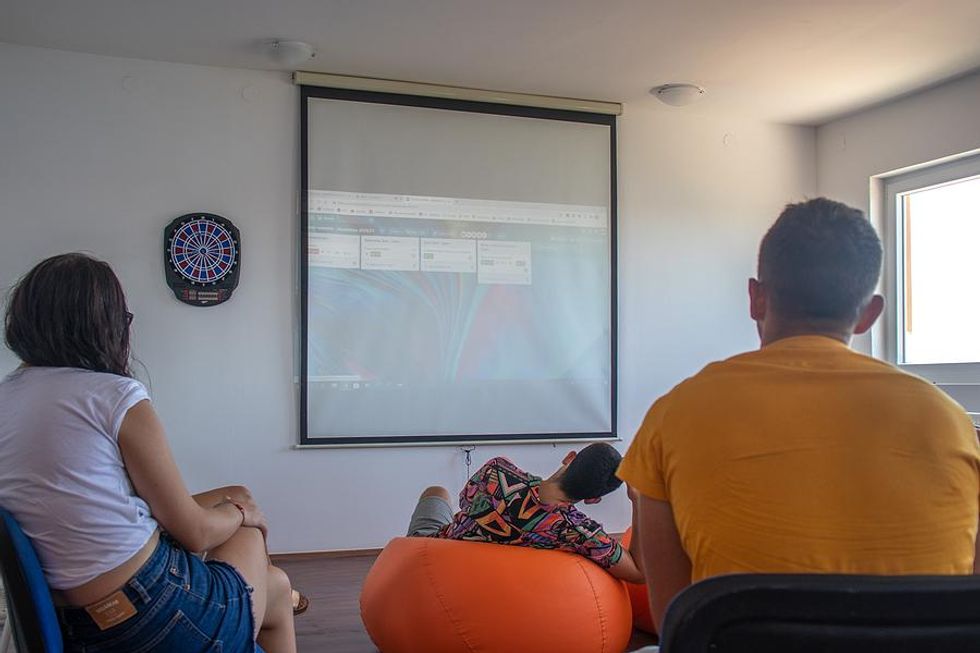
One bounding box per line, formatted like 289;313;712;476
407;496;454;536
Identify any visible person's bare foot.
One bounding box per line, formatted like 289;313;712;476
292;589;310;615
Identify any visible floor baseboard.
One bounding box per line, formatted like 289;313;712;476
270;548;383;562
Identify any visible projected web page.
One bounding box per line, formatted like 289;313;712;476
305;190;612;440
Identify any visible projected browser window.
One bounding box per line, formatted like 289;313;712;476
301;92;614;444
305;189;612;440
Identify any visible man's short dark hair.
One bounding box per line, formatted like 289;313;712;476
559;443;623;502
758;198;882;327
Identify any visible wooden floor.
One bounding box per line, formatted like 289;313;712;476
275;553;658;652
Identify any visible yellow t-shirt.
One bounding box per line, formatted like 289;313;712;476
618;335;980;581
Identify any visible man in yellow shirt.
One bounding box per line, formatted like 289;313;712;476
618;197;980;632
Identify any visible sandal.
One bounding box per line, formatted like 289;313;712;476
292;590;310;616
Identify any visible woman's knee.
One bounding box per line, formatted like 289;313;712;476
227;485;253;501
215;526;268;577
237;525;267;553
266;565;292;603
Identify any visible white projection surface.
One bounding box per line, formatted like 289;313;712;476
303;93;614;444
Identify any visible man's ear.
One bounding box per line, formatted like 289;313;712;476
749;278;767;322
853;294;885;335
561;451;577;466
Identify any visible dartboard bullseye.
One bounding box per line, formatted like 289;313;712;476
164;213;241;306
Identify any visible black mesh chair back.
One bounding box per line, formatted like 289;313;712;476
660;573;980;653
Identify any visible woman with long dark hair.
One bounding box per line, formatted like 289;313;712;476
0;253;296;652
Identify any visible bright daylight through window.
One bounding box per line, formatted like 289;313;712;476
896;170;980;365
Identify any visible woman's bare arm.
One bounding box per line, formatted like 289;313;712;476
118;400;266;553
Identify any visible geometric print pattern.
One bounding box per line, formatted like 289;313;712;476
434;457;623;569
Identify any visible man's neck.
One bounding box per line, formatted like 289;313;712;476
760;322;853;348
537;477;573;506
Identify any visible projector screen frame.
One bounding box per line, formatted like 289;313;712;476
299;84;618;447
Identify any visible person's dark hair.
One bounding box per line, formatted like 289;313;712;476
559;442;623;502
4;253;132;376
758;198;882;327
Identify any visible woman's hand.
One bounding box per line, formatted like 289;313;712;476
235;495;269;539
197;486;269;540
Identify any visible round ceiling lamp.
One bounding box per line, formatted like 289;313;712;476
268;40;316;68
650;83;706;107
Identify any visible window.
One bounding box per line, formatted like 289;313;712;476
884;154;980;369
897;173;980;364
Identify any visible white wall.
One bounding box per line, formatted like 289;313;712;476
0;42;815;552
816;71;980;361
816;71;980;211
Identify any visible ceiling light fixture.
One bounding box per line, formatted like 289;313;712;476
268;40;316;68
650;83;706;107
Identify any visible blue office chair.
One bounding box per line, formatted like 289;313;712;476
0;507;63;653
659;573;980;652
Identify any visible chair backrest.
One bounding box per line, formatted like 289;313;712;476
659;573;980;653
0;508;63;652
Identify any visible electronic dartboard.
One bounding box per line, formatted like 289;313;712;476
164;213;241;306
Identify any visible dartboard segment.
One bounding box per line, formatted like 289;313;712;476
169;218;237;284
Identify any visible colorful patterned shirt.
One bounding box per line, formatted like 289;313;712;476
434;456;623;569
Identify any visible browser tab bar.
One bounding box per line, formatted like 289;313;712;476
308;190;607;229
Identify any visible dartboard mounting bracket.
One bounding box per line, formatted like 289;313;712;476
164;213;241;306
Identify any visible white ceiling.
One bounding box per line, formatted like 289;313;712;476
2;0;979;125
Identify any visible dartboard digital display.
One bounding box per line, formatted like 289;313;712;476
164;213;241;306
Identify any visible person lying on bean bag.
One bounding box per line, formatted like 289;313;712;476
407;443;644;582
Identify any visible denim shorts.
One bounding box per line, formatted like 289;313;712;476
58;535;257;653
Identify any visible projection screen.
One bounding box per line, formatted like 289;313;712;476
300;85;617;445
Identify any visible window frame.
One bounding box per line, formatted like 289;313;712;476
880;152;980;384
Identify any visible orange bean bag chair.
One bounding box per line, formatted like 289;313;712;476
360;536;632;653
620;528;657;635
